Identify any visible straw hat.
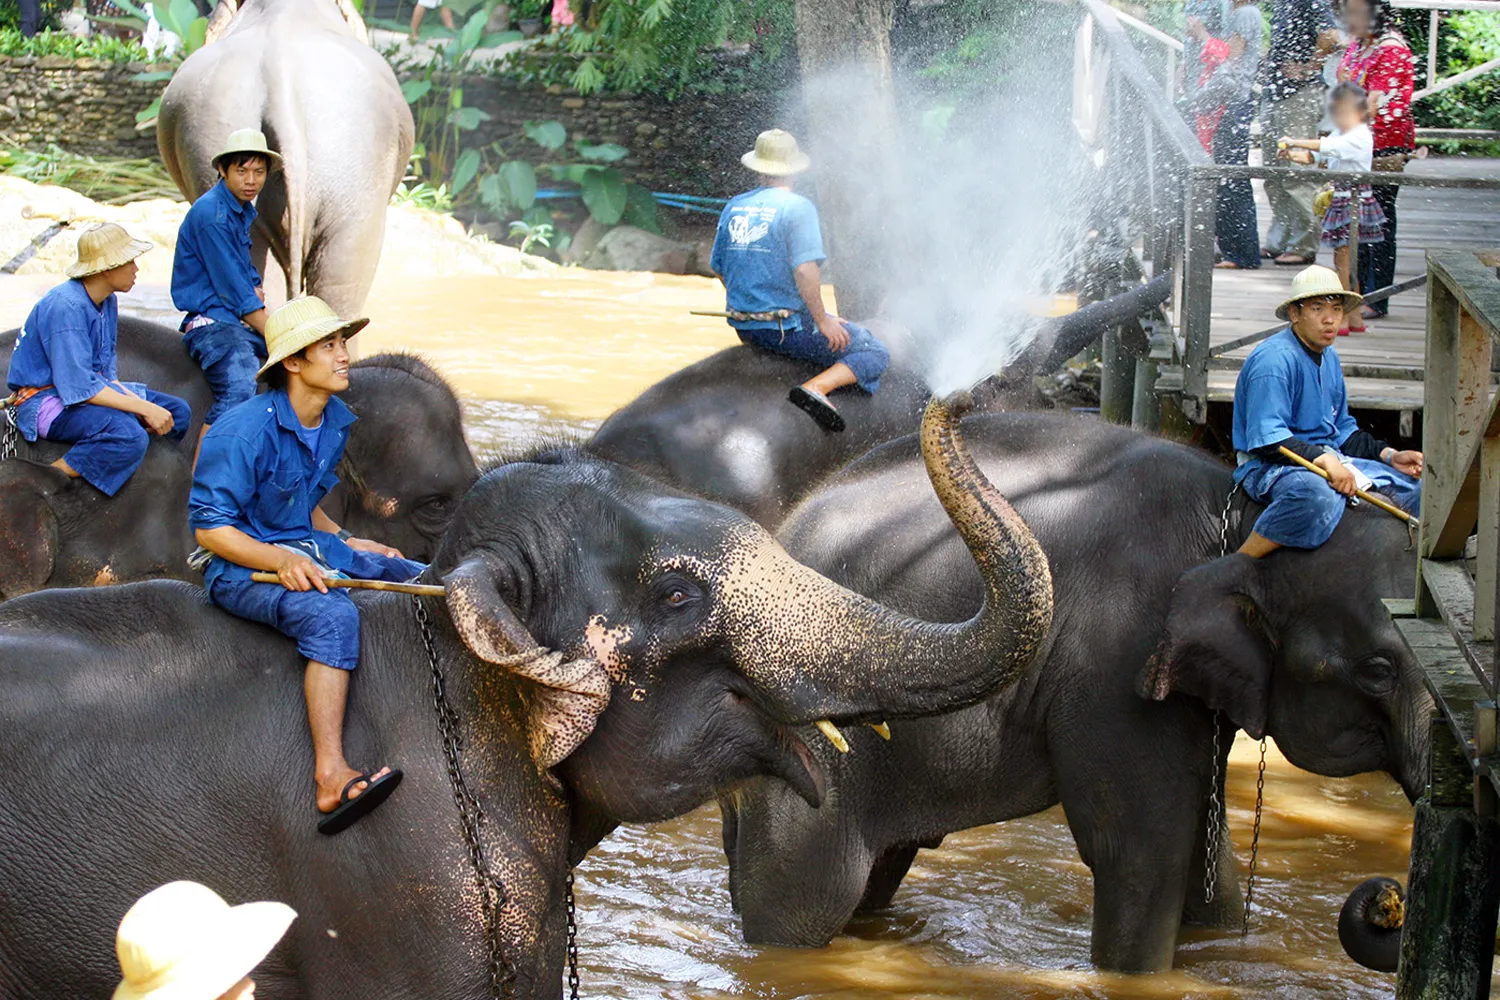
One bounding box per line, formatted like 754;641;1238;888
113;881;296;1000
66;223;153;279
1276;265;1363;320
213;129;284;172
256;296;368;379
741;129;811;177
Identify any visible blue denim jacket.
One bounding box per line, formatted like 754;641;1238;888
189;389;359;587
171;180;264;326
5;279;134;441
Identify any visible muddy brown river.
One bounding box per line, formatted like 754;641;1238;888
0;269;1456;997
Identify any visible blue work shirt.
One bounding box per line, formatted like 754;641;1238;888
5;279;138;441
709;187;825;332
1231;327;1359;481
189;389;358;588
171;179;264;326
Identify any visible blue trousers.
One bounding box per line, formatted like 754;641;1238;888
1212;98;1261;270
208;549;426;670
44;391;191;496
1238;457;1422;549
737;312;890;393
184;320;267;424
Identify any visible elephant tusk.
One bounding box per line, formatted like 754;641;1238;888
868;721;891;740
815;719;850;753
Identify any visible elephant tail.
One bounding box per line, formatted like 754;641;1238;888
264;50;310;302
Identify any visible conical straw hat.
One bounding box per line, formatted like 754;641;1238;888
66;223;153;279
1276;265;1363;320
213;128;284;172
256;296;368;379
741;129;811;177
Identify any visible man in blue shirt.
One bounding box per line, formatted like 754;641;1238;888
172;129;279;438
1232;265;1422;557
709;129;890;433
190;296;423;835
5;223;190;496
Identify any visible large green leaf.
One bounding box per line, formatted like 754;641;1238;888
458;7;487;53
523;120;567;152
401;79;432;104
478;31;523;47
130;70;175;82
581;169;627;226
498;160;537;211
622;183;660;234
135;96;162;126
452;148;482;196
478;172;507;215
575;142;629;163
447;107;491;131
164;0;198;37
183;16;207;54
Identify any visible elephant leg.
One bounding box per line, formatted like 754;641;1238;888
1179;786;1242;928
857;844;920;912
1080;829;1192;971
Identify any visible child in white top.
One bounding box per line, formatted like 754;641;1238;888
1279;82;1387;333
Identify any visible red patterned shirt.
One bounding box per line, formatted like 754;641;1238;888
1337;31;1417;154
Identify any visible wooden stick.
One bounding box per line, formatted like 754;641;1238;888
1276;446;1421;526
250;572;446;596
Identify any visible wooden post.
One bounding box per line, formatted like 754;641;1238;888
1100;325;1135;424
1397;718;1500;1000
1132;356;1160;431
1180;169;1216;423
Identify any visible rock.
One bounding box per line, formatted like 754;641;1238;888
686;239;716;278
560;217;609;266
580;226;693;275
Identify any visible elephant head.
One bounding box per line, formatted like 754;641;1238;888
1140;511;1431;799
322;354;479;561
427;395;1053;853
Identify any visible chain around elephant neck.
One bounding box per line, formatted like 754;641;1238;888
1242;737;1268;934
1;405;17;462
413;595;517;1000
1202;486;1241;906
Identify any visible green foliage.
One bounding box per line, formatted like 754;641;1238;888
0;0;69;33
391;179;455;212
0;142;180;203
1415;11;1500;138
0;26;149;60
508;219;554;254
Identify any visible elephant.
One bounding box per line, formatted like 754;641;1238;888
0;396;1055;1000
718;412;1431;972
0;319;476;595
586;277;1174;530
157;0;414;319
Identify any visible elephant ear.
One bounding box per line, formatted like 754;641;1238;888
204;0;238;45
1138;555;1275;738
0;461;64;599
332;0;370;44
443;557;612;770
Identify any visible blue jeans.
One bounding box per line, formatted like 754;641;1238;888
1212;98;1260;270
208;549;425;670
43;391;191;496
183;320;267;424
1237;457;1422;548
737;312;890;393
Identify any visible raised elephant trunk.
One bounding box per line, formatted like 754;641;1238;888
718;393;1054;723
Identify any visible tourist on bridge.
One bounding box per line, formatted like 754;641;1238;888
1259;0;1340;266
1187;0;1263;270
113;881;295;1000
4;223;190;496
190;296;422;835
709;128;890;433
172;129;278;441
1231;266;1422;558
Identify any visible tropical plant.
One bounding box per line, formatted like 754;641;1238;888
0;27;150;60
0;142;181;203
508;219;554;254
0;0;69;33
391;179;455;212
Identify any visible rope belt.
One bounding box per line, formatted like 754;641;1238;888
725;308;795;323
2;385;51;409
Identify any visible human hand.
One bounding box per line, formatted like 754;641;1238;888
1315;452;1358;496
346;537;404;559
140;401;176;436
818;314;850;352
276;553;328;593
1391;450;1424;478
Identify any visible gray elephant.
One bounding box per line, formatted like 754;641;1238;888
719;412;1430;972
157;0;413;317
0;398;1054;999
0;319;475;596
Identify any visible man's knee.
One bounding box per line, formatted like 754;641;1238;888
97;409;151;457
282;592;361;670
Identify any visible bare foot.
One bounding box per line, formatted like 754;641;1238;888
316;765;392;813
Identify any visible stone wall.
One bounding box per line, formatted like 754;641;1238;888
0;55;168;159
1;54;799;197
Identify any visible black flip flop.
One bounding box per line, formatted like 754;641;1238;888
788;387;845;433
317;767;403;836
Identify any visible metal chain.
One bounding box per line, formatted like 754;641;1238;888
1202;484;1240;906
2;405;18;462
412;596;517;1000
1242;737;1268;934
565;872;581;1000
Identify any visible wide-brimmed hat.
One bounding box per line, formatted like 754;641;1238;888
212;128;284;172
256;296;368;379
1276;264;1363;320
112;881;296;1000
66;222;153;279
741;129;811;177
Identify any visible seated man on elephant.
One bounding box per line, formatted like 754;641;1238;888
709;128;889;433
4;223;190;496
1233;265;1422;557
172;129;278;442
190;297;423;835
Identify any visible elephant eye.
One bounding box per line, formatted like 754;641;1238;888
653;574;703;612
1353;655;1398;697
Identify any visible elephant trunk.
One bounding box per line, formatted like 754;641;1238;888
724;393;1053;723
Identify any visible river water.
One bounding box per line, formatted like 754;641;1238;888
0;269;1444;997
